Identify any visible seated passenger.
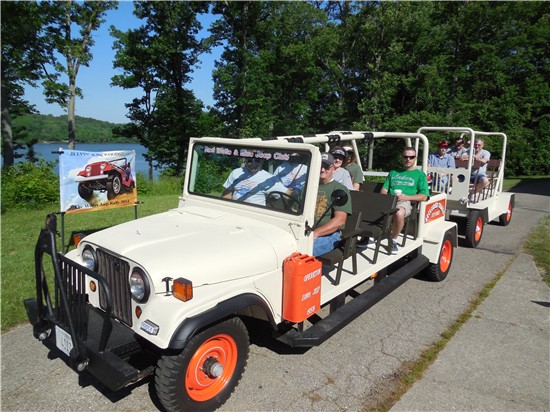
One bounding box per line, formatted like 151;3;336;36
466;139;491;193
329;147;355;190
313;153;352;256
222;158;286;206
428;141;455;192
447;138;468;159
380;147;429;255
273;152;308;194
343;145;365;190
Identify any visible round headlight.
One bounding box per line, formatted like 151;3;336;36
82;247;96;270
129;268;150;303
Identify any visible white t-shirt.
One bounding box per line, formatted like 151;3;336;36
273;162;308;192
223;168;287;206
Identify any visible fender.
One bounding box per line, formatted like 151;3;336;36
168;293;276;349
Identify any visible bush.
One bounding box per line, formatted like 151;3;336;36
1;161;59;213
136;172;183;197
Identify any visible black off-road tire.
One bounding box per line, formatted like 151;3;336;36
106;174;122;200
426;231;454;281
155;317;249;412
499;200;513;226
77;183;93;201
465;210;484;248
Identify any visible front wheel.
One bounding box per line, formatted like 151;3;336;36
155;317;249;412
106;174;122;200
465;210;484;248
426;232;454;281
499;200;513;226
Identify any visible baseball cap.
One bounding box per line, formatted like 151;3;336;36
437;141;449;148
321;152;334;167
330;149;346;157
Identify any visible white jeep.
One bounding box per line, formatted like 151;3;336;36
25;131;457;411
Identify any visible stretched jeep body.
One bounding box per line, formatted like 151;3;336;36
25;131;457;412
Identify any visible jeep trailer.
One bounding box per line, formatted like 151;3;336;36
417;127;514;247
25;131;457;411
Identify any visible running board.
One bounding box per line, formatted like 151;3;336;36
276;255;430;347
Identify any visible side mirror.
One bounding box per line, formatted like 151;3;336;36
331;189;348;207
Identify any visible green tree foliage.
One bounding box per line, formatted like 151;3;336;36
38;0;117;149
111;1;209;176
1;1;45;168
11;113;130;144
1;161;59;212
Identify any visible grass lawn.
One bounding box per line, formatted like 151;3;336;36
1;194;179;331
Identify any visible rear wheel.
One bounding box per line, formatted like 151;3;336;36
155;317;249;412
465;210;484;248
426;232;453;281
499;200;513;226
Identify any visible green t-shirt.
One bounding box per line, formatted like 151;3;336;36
345;163;365;185
382;168;430;196
315;180;352;229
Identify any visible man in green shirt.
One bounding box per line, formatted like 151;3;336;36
381;147;429;254
313;152;352;256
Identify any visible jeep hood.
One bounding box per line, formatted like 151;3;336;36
81;206;296;288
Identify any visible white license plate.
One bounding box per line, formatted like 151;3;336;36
55;325;73;357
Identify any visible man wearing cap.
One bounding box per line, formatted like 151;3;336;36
313;152;352;256
428;141;456;168
428;141;455;193
329;147;355;190
448;138;468;158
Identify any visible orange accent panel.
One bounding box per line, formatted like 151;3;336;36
282;252;322;323
424;199;446;224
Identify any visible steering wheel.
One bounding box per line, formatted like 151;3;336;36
266;191;302;212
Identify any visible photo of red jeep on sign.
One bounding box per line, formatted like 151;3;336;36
75;157;135;201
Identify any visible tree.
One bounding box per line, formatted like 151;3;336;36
111;1;209;175
1;1;44;168
39;0;117;149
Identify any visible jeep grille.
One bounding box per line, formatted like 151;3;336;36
96;249;132;326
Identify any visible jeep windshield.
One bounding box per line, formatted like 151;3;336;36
188;142;312;215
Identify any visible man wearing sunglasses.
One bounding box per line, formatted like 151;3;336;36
381;147;429;254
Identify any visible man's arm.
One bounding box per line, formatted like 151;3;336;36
313;210;347;239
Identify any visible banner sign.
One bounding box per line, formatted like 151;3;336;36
59;149;137;214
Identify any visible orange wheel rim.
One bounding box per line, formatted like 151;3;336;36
185;333;238;402
475;217;483;241
439;239;452;273
506;203;512;222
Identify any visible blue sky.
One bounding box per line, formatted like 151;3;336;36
23;2;221;124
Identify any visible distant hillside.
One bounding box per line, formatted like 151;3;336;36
11;113;135;144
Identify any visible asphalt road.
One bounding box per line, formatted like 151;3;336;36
2;183;548;411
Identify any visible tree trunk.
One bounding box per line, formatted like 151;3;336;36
67;81;77;150
1;84;14;168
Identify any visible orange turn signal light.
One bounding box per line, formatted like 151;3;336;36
89;280;97;292
173;278;193;302
73;233;86;247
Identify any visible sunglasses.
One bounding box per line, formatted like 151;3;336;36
402;155;416;160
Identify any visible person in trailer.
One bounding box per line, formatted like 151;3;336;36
313;153;352;256
428;141;456;192
343;145;365;190
381;147;429;255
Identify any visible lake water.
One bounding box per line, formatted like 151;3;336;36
14;143;163;178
